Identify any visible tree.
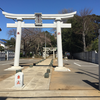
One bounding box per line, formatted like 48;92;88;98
58;8;99;55
62;15;83;55
50;35;57;47
87;38;98;52
7;28;54;57
0;46;4;51
58;8;74;23
21;29;52;57
7;29;16;38
6;38;15;51
79;8;98;51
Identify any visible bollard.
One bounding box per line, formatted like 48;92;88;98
33;63;36;66
16;70;22;73
44;73;49;78
47;69;50;73
29;65;33;68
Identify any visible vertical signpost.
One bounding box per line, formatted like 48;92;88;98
45;32;46;59
98;29;100;91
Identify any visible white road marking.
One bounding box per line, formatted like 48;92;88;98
75;60;79;61
2;62;14;65
88;63;98;66
20;59;26;60
74;62;81;66
29;59;33;61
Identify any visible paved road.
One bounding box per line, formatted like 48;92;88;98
50;59;99;90
64;59;99;89
0;58;41;81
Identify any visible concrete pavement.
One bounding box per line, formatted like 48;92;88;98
0;57;100;100
0;58;41;81
0;57;52;91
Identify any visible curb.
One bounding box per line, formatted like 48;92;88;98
33;59;45;66
49;59;53;66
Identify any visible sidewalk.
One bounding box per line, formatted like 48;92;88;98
0;57;52;91
0;57;100;100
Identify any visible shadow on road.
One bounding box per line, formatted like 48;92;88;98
0;95;100;99
78;69;99;76
0;97;7;100
83;80;99;90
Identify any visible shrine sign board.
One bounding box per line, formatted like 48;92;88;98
15;72;24;87
35;13;42;26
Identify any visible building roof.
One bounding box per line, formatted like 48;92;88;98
0;39;7;43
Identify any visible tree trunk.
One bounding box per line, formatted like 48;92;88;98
82;31;86;52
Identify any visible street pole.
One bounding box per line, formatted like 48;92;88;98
53;48;55;59
98;29;100;90
45;32;46;59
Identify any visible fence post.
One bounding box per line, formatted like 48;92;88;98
7;51;8;61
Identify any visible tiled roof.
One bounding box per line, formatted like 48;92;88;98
0;39;7;43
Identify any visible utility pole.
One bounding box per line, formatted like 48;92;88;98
45;32;46;59
0;28;2;31
98;29;100;91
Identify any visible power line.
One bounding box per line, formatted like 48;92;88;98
0;7;16;22
0;8;4;11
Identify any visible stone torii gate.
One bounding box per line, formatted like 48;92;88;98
3;11;76;71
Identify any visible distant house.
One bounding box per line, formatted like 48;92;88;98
0;39;7;48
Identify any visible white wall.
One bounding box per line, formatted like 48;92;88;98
0;43;5;47
0;41;5;48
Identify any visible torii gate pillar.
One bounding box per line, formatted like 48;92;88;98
14;20;22;67
56;19;63;67
5;19;24;71
54;19;70;71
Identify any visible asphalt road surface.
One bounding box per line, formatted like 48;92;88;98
50;59;99;90
0;58;41;81
64;59;99;90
